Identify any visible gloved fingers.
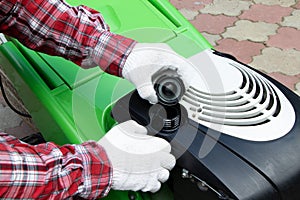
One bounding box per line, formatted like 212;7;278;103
177;60;202;89
132;122;148;135
150;181;162;193
137;83;158;104
157;169;170;183
118;120;148;135
159;139;172;153
142;180;161;193
173;69;188;92
128;120;148;135
160;152;176;171
114;173;148;192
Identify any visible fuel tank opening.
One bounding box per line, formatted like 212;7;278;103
111;90;188;135
152;66;185;106
148;103;187;134
128;91;188;135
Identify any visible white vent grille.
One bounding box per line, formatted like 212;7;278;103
183;63;281;126
181;50;295;141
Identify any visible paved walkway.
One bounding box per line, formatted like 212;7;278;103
0;0;299;138
171;0;300;93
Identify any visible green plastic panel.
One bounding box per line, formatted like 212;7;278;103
0;0;212;199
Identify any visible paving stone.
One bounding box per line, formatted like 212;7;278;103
250;47;300;76
215;38;265;63
267;27;300;51
170;0;213;10
179;8;199;20
253;0;297;7
0;103;22;131
222;20;279;42
200;0;252;16
4;121;36;139
191;14;237;34
281;10;300;30
0;92;5;106
268;72;300;91
201;32;222;46
294;1;300;8
239;4;293;23
0;91;36;138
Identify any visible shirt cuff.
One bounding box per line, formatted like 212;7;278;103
81;31;137;77
78;141;113;199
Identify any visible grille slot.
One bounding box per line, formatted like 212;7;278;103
182;49;295;141
182;63;282;126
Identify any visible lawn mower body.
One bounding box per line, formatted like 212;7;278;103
111;49;300;200
0;0;300;199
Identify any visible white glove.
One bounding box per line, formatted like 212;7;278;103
98;120;176;193
122;43;196;104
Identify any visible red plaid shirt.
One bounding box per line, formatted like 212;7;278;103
0;0;138;198
0;133;112;199
0;0;136;76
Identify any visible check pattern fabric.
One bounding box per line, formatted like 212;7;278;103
0;133;112;199
0;0;139;198
0;0;136;76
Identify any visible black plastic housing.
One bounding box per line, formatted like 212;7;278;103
111;56;300;200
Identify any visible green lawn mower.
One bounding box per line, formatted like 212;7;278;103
1;0;300;199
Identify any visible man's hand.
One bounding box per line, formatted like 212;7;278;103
98;120;175;193
122;43;196;104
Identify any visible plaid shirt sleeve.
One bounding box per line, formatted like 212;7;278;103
0;132;112;199
0;0;136;76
